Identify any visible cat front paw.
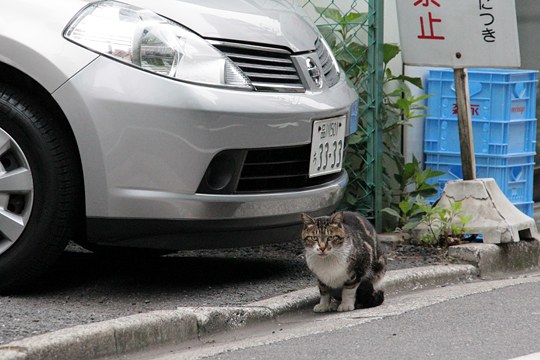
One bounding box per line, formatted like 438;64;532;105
337;302;355;312
313;303;334;313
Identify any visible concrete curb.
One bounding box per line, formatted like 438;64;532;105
449;239;540;277
0;264;479;360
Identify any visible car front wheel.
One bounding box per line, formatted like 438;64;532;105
0;84;83;292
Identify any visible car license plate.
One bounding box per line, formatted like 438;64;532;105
309;116;346;178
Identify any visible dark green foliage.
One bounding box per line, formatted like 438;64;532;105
316;7;429;221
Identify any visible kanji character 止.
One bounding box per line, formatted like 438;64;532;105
418;12;445;40
414;0;441;6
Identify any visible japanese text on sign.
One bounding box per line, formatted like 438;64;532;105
395;0;520;68
479;0;495;43
414;0;445;40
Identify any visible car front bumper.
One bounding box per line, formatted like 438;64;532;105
53;56;357;227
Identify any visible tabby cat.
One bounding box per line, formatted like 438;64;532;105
300;211;386;312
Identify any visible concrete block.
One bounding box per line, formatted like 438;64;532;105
449;239;540;277
436;178;538;244
110;310;199;354
189;307;274;336
249;287;319;315
0;349;26;360
0;310;199;360
382;265;479;293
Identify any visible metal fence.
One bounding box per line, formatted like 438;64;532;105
300;0;385;228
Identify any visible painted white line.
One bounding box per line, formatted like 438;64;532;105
509;352;540;360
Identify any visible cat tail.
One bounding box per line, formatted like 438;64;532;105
371;255;387;287
354;279;385;309
372;255;386;275
370;290;385;308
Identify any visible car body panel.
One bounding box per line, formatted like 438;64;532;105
0;0;98;91
0;0;359;248
53;55;356;219
122;0;319;52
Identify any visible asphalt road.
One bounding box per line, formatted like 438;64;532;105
137;273;540;360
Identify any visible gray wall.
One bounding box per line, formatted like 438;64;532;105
516;0;540;200
517;1;540;70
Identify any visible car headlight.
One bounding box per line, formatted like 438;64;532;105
64;0;253;90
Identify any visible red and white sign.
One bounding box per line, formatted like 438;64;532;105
396;0;520;68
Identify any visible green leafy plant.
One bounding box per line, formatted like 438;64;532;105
417;200;473;247
314;6;469;248
315;7;428;216
381;195;425;233
384;195;472;248
381;156;444;230
392;156;444;201
380;157;472;247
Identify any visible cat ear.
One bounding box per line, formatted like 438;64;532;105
301;213;316;225
330;211;344;224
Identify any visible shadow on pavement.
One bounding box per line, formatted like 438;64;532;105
24;246;307;296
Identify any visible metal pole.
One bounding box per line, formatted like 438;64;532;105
368;0;384;230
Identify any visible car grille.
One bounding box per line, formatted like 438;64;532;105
315;38;340;88
197;144;345;194
210;40;305;93
237;145;343;192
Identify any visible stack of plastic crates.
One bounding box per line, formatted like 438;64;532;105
424;68;538;216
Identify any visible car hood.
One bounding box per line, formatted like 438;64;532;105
123;0;319;52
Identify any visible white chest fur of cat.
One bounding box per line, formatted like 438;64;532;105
305;243;352;289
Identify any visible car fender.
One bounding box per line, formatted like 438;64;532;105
0;0;98;92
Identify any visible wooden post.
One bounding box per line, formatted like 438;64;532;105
453;68;476;180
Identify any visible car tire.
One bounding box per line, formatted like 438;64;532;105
0;84;83;292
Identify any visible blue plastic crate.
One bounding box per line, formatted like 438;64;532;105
426;68;538;121
424;68;538;155
424;117;536;155
425;152;535;216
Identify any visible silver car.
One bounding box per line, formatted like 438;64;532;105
0;0;358;290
